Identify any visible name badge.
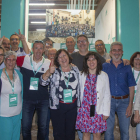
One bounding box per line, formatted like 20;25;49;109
63;89;72;103
9;94;18;107
29;77;39;90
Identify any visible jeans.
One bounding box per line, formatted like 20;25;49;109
77;130;93;140
22;100;49;140
105;97;130;140
46;108;50;140
136;123;140;140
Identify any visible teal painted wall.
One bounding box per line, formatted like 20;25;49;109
105;44;110;53
117;0;140;60
1;0;25;47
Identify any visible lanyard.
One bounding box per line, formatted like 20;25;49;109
60;66;71;89
133;68;140;83
30;56;45;77
5;68;15;94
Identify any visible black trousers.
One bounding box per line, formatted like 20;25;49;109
50;101;77;140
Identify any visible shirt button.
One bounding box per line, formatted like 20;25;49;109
97;97;99;99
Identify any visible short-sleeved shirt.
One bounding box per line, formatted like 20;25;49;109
12;47;26;57
102;60;136;96
71;51;106;71
0;62;5;69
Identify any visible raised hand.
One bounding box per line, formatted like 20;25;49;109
15;29;25;41
42;60;56;81
49;60;56;74
0;36;5;46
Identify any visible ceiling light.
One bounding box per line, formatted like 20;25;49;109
29;3;55;6
31;22;46;24
29;13;46;16
36;29;46;31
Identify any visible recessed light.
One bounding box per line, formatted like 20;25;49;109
31;22;46;24
29;3;55;6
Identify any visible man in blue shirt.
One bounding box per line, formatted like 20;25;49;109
103;41;136;140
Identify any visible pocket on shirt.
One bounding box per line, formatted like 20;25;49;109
118;72;127;84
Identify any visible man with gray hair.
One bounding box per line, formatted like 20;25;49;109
95;39;111;60
103;41;136;140
66;36;78;54
47;48;57;62
45;48;57;140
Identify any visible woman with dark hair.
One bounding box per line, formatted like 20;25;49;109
129;52;140;140
40;49;80;140
76;52;111;140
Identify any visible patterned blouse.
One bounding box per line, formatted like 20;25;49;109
40;66;81;109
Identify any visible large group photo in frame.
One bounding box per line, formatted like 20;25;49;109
46;9;95;38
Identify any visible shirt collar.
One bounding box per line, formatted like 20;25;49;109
110;59;124;67
31;55;43;65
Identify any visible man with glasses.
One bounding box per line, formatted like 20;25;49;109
103;42;136;140
95;39;111;60
71;35;105;140
16;40;50;140
44;38;53;58
10;29;30;56
71;35;105;71
66;36;78;54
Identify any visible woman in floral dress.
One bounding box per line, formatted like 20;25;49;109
76;52;111;140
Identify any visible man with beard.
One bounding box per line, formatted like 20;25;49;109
103;42;136;140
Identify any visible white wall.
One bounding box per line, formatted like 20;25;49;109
95;0;116;44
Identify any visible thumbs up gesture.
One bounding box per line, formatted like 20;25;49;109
49;60;56;74
42;60;56;81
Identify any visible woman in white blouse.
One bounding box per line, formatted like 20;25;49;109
0;51;23;140
129;52;140;140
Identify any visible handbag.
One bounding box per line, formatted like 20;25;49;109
131;113;137;127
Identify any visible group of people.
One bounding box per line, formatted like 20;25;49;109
0;32;140;140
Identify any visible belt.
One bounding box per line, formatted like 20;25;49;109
59;98;77;104
111;94;129;99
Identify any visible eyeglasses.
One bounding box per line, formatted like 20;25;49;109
33;40;44;45
58;54;67;59
134;58;140;61
6;58;16;62
95;44;103;47
77;40;87;44
0;54;4;57
10;38;19;41
111;49;122;52
46;43;53;46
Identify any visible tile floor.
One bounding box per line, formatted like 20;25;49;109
20;122;120;140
